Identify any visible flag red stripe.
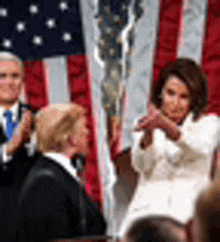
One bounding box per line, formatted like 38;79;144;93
201;0;220;181
202;0;220;115
23;61;49;109
67;55;102;206
152;0;183;83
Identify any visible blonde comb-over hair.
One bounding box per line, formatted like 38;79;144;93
35;103;87;153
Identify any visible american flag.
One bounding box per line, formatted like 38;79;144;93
1;0;220;212
0;0;101;205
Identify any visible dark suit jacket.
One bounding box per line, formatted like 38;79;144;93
0;102;37;242
17;155;106;242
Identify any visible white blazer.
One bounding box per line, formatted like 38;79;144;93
119;113;219;237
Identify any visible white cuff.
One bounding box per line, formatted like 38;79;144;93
25;131;37;157
3;144;12;163
132;132;154;173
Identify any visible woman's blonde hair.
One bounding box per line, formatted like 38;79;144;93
35;103;87;153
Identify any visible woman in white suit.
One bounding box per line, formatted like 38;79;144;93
119;58;219;237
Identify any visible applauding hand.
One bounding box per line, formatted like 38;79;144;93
6;111;32;155
134;103;163;149
135;103;182;147
135;103;163;132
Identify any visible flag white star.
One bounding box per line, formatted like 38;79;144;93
16;22;26;32
29;4;38;14
62;32;72;42
2;39;12;48
105;27;113;34
109;48;116;56
59;2;68;11
32;36;43;45
46;19;56;29
0;8;7;17
122;4;128;11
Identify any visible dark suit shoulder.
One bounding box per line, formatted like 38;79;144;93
19;171;71;215
18;155;107;240
22;175;66;203
22;156;79;199
21;166;63;196
35;156;79;185
18;174;76;242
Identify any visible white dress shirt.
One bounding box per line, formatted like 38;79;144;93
43;152;79;182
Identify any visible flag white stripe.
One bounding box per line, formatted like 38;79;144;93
177;0;208;63
122;0;160;149
43;56;70;104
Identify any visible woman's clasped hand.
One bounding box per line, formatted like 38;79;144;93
134;103;163;132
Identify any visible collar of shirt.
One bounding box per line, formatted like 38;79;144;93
43;152;79;182
0;101;19;122
177;112;193;127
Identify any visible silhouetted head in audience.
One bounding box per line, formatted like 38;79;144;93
35;103;89;158
151;58;207;124
124;216;186;242
194;182;220;242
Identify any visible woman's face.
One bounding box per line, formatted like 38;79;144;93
161;75;191;124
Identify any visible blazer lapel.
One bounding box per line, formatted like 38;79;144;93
18;102;32;122
0;125;7;144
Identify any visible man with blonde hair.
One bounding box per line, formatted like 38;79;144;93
0;51;36;242
17;104;106;242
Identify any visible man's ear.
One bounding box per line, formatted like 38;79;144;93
66;134;77;147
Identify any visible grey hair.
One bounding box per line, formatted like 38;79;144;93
0;51;23;68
